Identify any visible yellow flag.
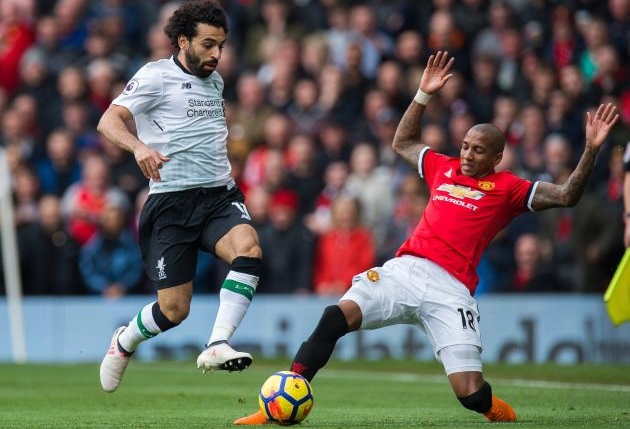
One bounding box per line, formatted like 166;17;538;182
604;248;630;326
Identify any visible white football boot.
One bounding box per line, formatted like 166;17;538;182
100;327;132;392
196;340;253;373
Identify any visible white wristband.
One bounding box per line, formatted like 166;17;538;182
413;89;432;105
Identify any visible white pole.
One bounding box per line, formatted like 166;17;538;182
0;148;27;363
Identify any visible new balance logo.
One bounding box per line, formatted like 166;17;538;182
181;82;192;89
231;202;251;220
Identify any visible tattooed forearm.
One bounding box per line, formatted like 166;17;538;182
532;145;599;210
562;146;598;203
392;102;428;166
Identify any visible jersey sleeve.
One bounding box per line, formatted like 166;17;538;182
419;147;450;188
624;142;630;172
510;175;537;214
112;64;163;116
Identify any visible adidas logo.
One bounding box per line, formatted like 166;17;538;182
444;168;453;178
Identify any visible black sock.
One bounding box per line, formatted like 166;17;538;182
290;305;349;382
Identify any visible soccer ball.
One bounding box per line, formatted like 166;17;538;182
258;371;314;425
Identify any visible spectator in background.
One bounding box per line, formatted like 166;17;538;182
576;15;610;84
260;38;301;109
497;233;567;293
421;122;449;155
346;142;395;249
426;9;467;75
60;151;129;246
512;104;548;179
602;144;627;214
300;33;329;81
244;0;305;68
543;8;581;70
257;189;315;294
348;3;395;79
242;112;293;190
305;160;350;235
60;99;100;151
17;48;58;126
0;0;35;95
379;173;428;264
313;195;375;296
285;133;323;218
231;72;277;149
36;128;82;197
316;118;352;169
99;136;147;204
376;60;412;116
472;0;514;60
321;4;353;70
246;186;271;229
467;54;500;123
17;194;84;295
317;63;361;126
85;58;118;114
286;77;325;136
12;164;40;226
491;95;520;147
538;164;622;293
351;88;391;146
79;203;143;298
10;93;44;159
0;107;37;164
48;65;100;132
607;0;630;62
31;14;77;79
258;148;289;195
393;29;424;77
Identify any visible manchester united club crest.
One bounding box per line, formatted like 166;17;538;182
477;180;495;191
366;269;380;282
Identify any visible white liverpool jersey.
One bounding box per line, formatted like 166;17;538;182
112;57;235;194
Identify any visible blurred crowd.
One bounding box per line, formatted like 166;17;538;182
0;0;628;297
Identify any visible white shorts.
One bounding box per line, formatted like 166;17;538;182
340;255;482;358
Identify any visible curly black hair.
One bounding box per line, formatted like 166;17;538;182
164;1;229;49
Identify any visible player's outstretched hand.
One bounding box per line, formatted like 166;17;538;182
419;51;454;95
585;103;619;149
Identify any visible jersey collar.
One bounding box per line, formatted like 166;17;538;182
172;55;193;76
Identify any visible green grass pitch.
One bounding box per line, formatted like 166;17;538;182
1;358;629;428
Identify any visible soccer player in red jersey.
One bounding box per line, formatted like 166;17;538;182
235;51;619;424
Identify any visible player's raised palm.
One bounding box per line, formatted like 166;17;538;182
420;51;455;95
585;103;619;149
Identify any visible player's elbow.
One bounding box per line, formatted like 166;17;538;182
391;137;408;155
96;117;106;136
96;111;112;136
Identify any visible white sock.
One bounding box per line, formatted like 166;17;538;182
208;271;258;345
118;302;162;352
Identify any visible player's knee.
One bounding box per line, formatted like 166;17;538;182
457;381;492;413
231;255;262;277
229;225;262;259
158;298;190;324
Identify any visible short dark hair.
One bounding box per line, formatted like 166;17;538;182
164;1;228;49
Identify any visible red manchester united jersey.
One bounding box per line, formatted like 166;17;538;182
396;147;538;295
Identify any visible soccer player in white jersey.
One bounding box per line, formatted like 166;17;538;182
97;1;261;392
235;51;619;424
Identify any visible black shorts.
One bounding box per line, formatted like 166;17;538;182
138;185;252;289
